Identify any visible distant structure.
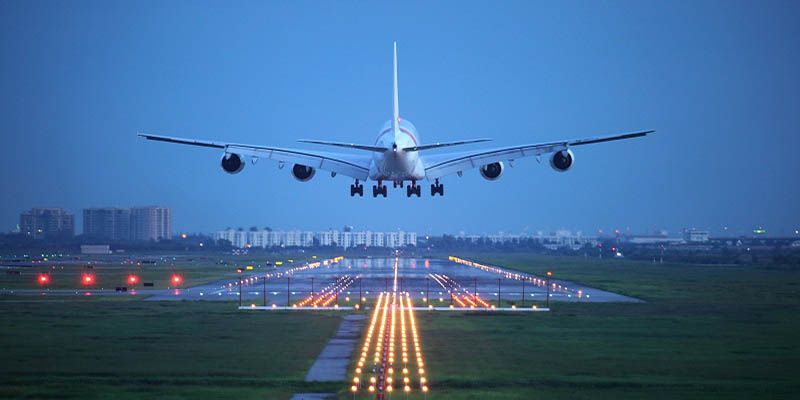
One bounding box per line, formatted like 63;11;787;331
131;206;172;241
318;230;416;248
80;244;112;255
457;230;597;251
83;208;131;240
82;206;171;241
213;228;416;249
20;208;74;239
683;228;710;243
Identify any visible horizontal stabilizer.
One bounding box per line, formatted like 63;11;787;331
297;139;387;152
402;138;491;152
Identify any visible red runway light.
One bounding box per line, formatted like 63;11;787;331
127;274;139;285
171;274;183;285
82;273;95;285
37;273;50;285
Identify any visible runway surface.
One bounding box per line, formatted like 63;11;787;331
1;257;640;304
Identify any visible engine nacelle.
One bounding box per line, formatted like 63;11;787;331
550;149;574;172
220;153;244;174
291;164;316;182
479;162;504;181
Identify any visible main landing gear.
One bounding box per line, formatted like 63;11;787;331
372;181;388;197
431;179;444;196
406;181;421;197
350;180;364;197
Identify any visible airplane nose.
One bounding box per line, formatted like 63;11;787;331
392;143;398;152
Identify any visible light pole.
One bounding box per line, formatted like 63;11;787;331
546;271;552;309
497;278;501;308
237;268;243;307
521;278;525;307
263;271;267;306
287;277;291;306
426;277;429;303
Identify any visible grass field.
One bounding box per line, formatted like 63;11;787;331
345;254;800;399
0;252;336;290
3;253;799;399
0;301;342;399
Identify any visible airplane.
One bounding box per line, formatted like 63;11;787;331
139;42;652;198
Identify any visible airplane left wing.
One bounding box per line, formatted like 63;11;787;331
138;133;372;180
423;130;653;179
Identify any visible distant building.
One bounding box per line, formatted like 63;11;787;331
83;208;131;240
459;230;597;251
130;206;172;241
213;228;416;249
81;244;111;255
20;208;74;239
683;228;710;243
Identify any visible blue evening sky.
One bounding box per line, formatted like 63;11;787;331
1;1;798;236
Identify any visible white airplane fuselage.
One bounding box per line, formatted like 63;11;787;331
369;119;426;181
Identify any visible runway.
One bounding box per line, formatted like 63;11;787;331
1;256;640;305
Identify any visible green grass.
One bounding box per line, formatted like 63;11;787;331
0;301;342;399
0;252;337;290
341;254;800;399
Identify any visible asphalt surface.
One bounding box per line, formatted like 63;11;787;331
1;257;640;304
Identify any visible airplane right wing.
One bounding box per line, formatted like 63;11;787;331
423;130;653;179
139;133;372;180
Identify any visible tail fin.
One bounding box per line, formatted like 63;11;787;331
392;41;400;135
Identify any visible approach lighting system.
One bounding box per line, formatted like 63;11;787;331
37;273;50;285
171;274;183;286
127;274;139;285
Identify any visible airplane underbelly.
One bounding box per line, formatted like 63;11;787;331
369;152;425;181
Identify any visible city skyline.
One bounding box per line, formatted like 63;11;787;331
8;204;795;239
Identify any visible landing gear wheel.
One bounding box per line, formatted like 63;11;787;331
373;184;387;198
431;180;444;196
350;180;364;197
407;183;421;197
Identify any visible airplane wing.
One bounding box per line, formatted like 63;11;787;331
296;139;388;153
423;130;653;180
402;138;492;152
138;133;372;180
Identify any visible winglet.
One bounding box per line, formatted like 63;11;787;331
392;41;400;134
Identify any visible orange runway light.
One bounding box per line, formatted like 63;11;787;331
127;274;139;285
37;273;50;285
171;274;183;285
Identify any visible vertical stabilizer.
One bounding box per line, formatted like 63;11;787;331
392;41;400;135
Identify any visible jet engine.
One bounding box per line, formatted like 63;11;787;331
549;149;574;172
291;164;316;182
479;162;504;181
220;153;244;174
